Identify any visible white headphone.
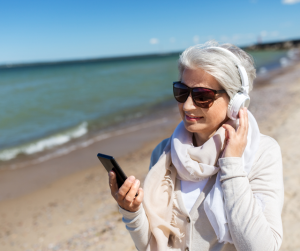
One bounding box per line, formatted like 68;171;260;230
210;47;250;120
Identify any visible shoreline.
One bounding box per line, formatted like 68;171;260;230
0;48;297;166
0;105;181;201
0;55;296;171
0;62;300;250
0;98;177;170
0;61;300;202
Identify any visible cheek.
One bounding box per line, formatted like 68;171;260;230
206;99;228;123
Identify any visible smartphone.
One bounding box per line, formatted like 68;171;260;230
97;153;127;188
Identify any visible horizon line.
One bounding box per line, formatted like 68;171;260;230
1;37;299;69
0;51;183;70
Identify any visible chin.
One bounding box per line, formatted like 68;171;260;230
183;121;210;133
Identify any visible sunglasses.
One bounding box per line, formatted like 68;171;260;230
173;81;227;108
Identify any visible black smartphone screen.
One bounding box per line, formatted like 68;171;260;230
97;153;127;188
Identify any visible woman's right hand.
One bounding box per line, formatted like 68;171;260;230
109;171;144;212
222;107;248;158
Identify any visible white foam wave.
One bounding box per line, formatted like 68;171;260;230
0;122;88;161
258;67;268;75
2;117;170;170
280;57;290;67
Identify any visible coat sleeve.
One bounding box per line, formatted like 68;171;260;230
219;135;284;251
119;205;151;251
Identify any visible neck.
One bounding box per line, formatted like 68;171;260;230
193;130;217;147
193;117;230;146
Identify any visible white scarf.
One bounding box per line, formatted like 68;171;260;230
143;110;260;250
171;110;260;243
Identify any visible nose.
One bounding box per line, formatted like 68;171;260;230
183;94;197;111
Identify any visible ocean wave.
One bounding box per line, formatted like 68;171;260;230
0;122;88;161
1;118;169;170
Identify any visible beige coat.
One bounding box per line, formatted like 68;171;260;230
119;134;284;251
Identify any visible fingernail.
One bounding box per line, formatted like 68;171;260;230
128;176;135;182
134;179;140;185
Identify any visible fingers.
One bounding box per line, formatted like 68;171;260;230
222;124;236;139
124;179;140;205
109;171;119;197
222;107;249;158
244;108;249;138
133;188;144;208
119;177;144;212
237;108;245;134
118;176;136;200
225;127;229;141
237;107;248;137
108;173;143;212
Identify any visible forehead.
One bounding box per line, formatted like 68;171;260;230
181;68;222;90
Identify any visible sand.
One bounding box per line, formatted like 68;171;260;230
1;63;300;251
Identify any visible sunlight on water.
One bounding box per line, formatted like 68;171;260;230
0;50;289;161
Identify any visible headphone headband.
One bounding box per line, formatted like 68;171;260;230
209;47;249;94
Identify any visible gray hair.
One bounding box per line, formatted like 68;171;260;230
178;40;256;99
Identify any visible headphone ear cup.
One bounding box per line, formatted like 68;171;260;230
227;93;250;120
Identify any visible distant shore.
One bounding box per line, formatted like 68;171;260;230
1;38;299;69
0;52;181;69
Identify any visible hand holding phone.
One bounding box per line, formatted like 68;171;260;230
97;153;144;212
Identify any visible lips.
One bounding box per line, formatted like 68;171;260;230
185;114;203;121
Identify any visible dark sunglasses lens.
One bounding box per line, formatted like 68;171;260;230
173;83;189;103
192;88;215;108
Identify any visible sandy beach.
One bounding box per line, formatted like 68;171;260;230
1;62;300;251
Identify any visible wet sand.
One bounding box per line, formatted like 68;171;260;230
1;62;300;250
0;105;180;201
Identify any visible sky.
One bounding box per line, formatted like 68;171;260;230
0;0;300;64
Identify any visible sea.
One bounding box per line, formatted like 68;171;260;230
0;49;292;166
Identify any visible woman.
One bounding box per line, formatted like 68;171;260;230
108;41;284;251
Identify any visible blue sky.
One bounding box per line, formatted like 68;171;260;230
0;0;300;64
